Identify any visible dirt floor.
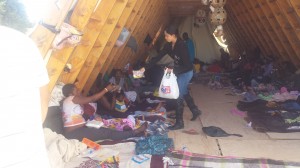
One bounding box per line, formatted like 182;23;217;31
167;84;300;162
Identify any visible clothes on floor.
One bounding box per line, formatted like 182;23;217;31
64;126;135;141
135;135;174;155
103;115;137;131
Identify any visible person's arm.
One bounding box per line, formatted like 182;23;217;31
145;43;169;69
111;93;116;110
73;84;116;105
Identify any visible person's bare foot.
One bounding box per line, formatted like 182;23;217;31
133;122;148;136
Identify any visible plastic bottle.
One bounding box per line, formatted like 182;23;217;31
80;148;96;157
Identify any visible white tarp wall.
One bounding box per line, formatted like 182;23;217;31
178;16;220;63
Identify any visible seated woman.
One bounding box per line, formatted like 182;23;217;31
61;83;147;141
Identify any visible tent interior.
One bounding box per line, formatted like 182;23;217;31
2;0;300;167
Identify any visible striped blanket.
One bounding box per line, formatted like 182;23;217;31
165;150;300;168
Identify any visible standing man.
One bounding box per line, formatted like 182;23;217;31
182;32;195;64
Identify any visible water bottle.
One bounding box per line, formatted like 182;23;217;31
80;148;96;157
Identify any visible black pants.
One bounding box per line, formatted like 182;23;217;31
64;126;134;141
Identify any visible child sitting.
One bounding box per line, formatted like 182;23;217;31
112;90;130;113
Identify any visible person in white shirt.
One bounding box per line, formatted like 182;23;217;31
0;26;50;168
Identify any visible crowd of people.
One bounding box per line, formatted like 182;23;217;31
6;20;300;166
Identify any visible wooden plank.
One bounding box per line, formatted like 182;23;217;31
252;0;297;62
75;0;129;93
242;0;281;58
134;4;169;64
246;0;289;62
106;0;154;72
127;1;162;65
234;1;272;56
98;0;145;75
126;2;170;66
263;0;300;62
289;0;300;22
121;0;164;68
116;0;160;69
277;0;300;41
226;17;248;53
83;0;138;94
29;0;75;58
223;21;245;58
60;0;117;84
224;17;245;54
225;10;247;54
236;1;273;57
228;2;268;57
135;2;168;60
46;0;99;92
226;7;254;49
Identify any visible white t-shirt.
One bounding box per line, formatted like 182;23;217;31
62;96;86;127
0;26;50;167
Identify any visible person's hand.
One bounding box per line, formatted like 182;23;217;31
165;67;173;73
105;83;118;92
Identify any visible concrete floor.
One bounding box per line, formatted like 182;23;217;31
168;84;300;162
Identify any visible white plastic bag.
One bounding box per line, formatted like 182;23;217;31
159;69;179;99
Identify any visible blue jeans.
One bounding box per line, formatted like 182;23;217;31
176;70;193;98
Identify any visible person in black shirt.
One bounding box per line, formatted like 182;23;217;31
146;26;202;130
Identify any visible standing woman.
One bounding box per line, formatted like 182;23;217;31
147;26;202;130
